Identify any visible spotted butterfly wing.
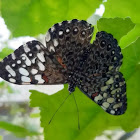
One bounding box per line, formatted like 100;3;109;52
0;19;127;115
77;31;127;115
0;40;67;84
0;19;93;85
45;19;93;72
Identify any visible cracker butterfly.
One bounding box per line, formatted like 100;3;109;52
0;19;127;115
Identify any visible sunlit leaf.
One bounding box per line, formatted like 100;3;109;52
121;37;140;80
103;0;140;48
103;0;140;23
0;47;13;60
30;113;40;118
0;121;40;137
1;0;103;37
97;17;135;42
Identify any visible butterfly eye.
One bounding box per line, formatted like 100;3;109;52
81;31;86;38
73;27;78;35
100;40;106;48
58;30;64;38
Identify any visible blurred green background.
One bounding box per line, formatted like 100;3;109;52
0;0;140;140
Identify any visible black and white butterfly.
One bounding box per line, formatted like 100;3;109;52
0;19;127;115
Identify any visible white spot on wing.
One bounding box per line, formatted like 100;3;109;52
94;94;103;102
102;102;109;108
22;65;26;68
17;60;21;64
110;110;115;115
59;31;63;36
23;44;30;53
113;103;122;109
49;45;55;52
66;28;70;33
53;39;58;47
31;57;37;64
35;75;45;83
21;54;31;66
29;53;32;56
22;56;26;60
31;69;38;74
19;68;29;76
37;61;45;71
68;20;71;23
21;76;31;82
46;32;51;42
51;26;55;32
101;86;108;91
106;77;114;85
12;64;16;67
36;45;41;50
59;22;62;26
11;53;16;60
103;93;107;98
37;52;45;62
5;65;16;77
9;78;16;83
107;98;114;103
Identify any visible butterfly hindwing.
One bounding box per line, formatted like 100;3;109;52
78;71;126;115
0;40;67;85
77;31;127;115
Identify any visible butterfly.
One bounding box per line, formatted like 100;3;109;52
0;19;127;115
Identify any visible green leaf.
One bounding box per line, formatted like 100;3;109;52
0;136;2;140
30;113;40;118
103;0;140;23
121;37;140;80
97;17;135;42
120;24;140;49
1;0;103;37
29;67;140;140
0;121;40;137
103;0;140;48
0;47;13;60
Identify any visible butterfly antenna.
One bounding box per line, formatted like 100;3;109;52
72;93;80;130
49;93;70;124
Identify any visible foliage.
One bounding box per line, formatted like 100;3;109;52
103;0;140;48
0;0;140;140
1;0;103;37
0;121;40;137
0;47;13;61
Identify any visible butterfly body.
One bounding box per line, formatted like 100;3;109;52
0;19;127;115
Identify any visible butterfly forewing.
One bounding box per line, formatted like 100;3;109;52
45;19;94;72
77;31;127;115
0;40;67;85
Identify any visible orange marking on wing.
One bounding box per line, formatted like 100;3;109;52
92;92;99;98
42;74;49;83
57;56;66;68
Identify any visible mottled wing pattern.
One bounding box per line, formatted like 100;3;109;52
0;19;93;85
45;19;94;72
0;40;67;85
78;31;127;115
